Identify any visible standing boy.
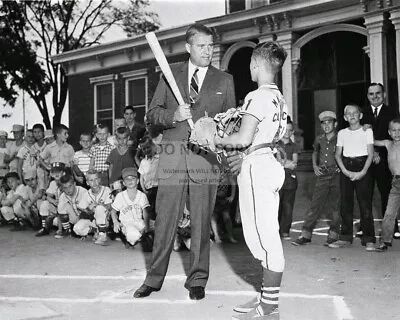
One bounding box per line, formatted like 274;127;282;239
214;41;288;319
329;104;376;251
4;124;25;173
17;129;37;184
374;118;400;251
73;132;93;187
32;124;48;189
89;124;113;186
0;130;9;179
292;111;341;246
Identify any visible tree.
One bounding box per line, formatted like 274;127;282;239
0;0;159;129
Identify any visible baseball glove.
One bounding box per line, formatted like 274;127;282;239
189;116;220;153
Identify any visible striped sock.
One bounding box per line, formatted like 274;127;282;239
261;286;279;306
258;268;282;315
41;218;46;228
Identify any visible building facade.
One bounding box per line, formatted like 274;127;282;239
53;0;400;150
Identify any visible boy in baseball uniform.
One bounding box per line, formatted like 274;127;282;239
74;169;112;246
24;169;45;230
111;167;150;247
215;41;288;320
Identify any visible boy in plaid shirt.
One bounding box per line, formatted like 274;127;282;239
89;124;113;186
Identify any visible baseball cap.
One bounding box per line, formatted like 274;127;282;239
44;129;54;139
318;111;337;122
23;169;37;180
0;130;8;138
122;167;137;179
51;162;66;172
12;124;24;132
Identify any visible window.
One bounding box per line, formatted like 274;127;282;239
94;82;114;133
125;75;148;124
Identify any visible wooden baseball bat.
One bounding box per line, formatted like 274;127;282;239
145;32;194;130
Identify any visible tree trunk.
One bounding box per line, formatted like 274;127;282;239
52;107;63;128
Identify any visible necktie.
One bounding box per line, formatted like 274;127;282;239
190;68;199;104
373;106;378;118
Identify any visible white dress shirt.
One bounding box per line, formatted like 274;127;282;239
188;60;208;92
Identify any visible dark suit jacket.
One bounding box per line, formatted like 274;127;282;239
361;104;399;158
147;62;236;183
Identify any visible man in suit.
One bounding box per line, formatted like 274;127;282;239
134;23;236;300
361;83;400;239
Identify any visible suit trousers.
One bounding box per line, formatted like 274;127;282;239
144;155;217;289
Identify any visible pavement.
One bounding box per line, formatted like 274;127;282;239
0;172;399;320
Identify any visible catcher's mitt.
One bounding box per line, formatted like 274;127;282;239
189;116;220;153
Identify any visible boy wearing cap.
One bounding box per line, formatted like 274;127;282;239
0;172;30;231
111;167;150;247
24;169;45;229
0;130;9;179
17;129;38;184
4;124;25;174
36;162;65;237
292;111;341;246
73;169;112;245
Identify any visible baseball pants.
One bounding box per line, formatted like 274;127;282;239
73;206;108;236
122;220;146;245
238;151;285;272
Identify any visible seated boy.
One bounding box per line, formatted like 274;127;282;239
111;167;150;247
24;169;45;230
55;174;89;239
0;172;30;231
73;170;112;246
36;162;65;237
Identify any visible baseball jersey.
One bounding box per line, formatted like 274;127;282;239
111;190;149;224
17;145;37;173
138;155;159;190
78;186;112;210
58;186;88;215
26;183;45;202
240;84;288;146
8;184;29;202
46;180;63;200
337;127;374;157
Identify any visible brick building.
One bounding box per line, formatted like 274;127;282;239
53;0;400;150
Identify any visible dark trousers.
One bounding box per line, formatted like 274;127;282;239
278;174;297;235
144;156;217;290
301;173;341;240
339;156;375;243
370;160;399;233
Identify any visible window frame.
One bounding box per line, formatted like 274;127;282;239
123;69;148;121
91;75;115;133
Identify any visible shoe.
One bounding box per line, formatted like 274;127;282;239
355;230;363;237
133;284;160;298
281;233;291;241
54;229;70;239
232;305;279;319
328;240;352;248
365;242;376;251
375;242;390;252
233;295;260;313
291;237;311;246
35;228;49;237
94;232;108;246
393;232;400;239
323;238;337;247
189;286;205;300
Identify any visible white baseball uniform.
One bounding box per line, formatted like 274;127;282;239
39;180;62;218
111;190;149;245
57;186;88;225
74;186;112;236
238;84;288;272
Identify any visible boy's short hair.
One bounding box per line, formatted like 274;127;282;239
389;117;400;127
32;123;45;132
53;124;69;135
85;169;100;179
185;23;214;44
115;126;129;137
80;132;93;140
252;41;287;72
96;123;109;133
343;104;361;114
124;105;135;114
60;174;74;185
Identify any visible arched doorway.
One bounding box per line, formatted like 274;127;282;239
222;41;257;105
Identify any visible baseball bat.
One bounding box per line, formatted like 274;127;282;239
145;32;194;130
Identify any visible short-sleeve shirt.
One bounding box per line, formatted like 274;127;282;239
89;143;113;172
58;186;88;215
40;141;75;167
111;190;149;224
278;140;300;175
6;141;25;173
138;155;159;189
313;133;338;169
15;184;29;201
26;184;45;202
46;180;63;200
74;150;92;175
240;84;288;147
106;147;136;184
17;145;37;173
78;186;112;210
337;127;374;157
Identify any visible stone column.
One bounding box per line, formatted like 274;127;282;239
364;13;389;97
277;32;297;123
390;9;400;113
